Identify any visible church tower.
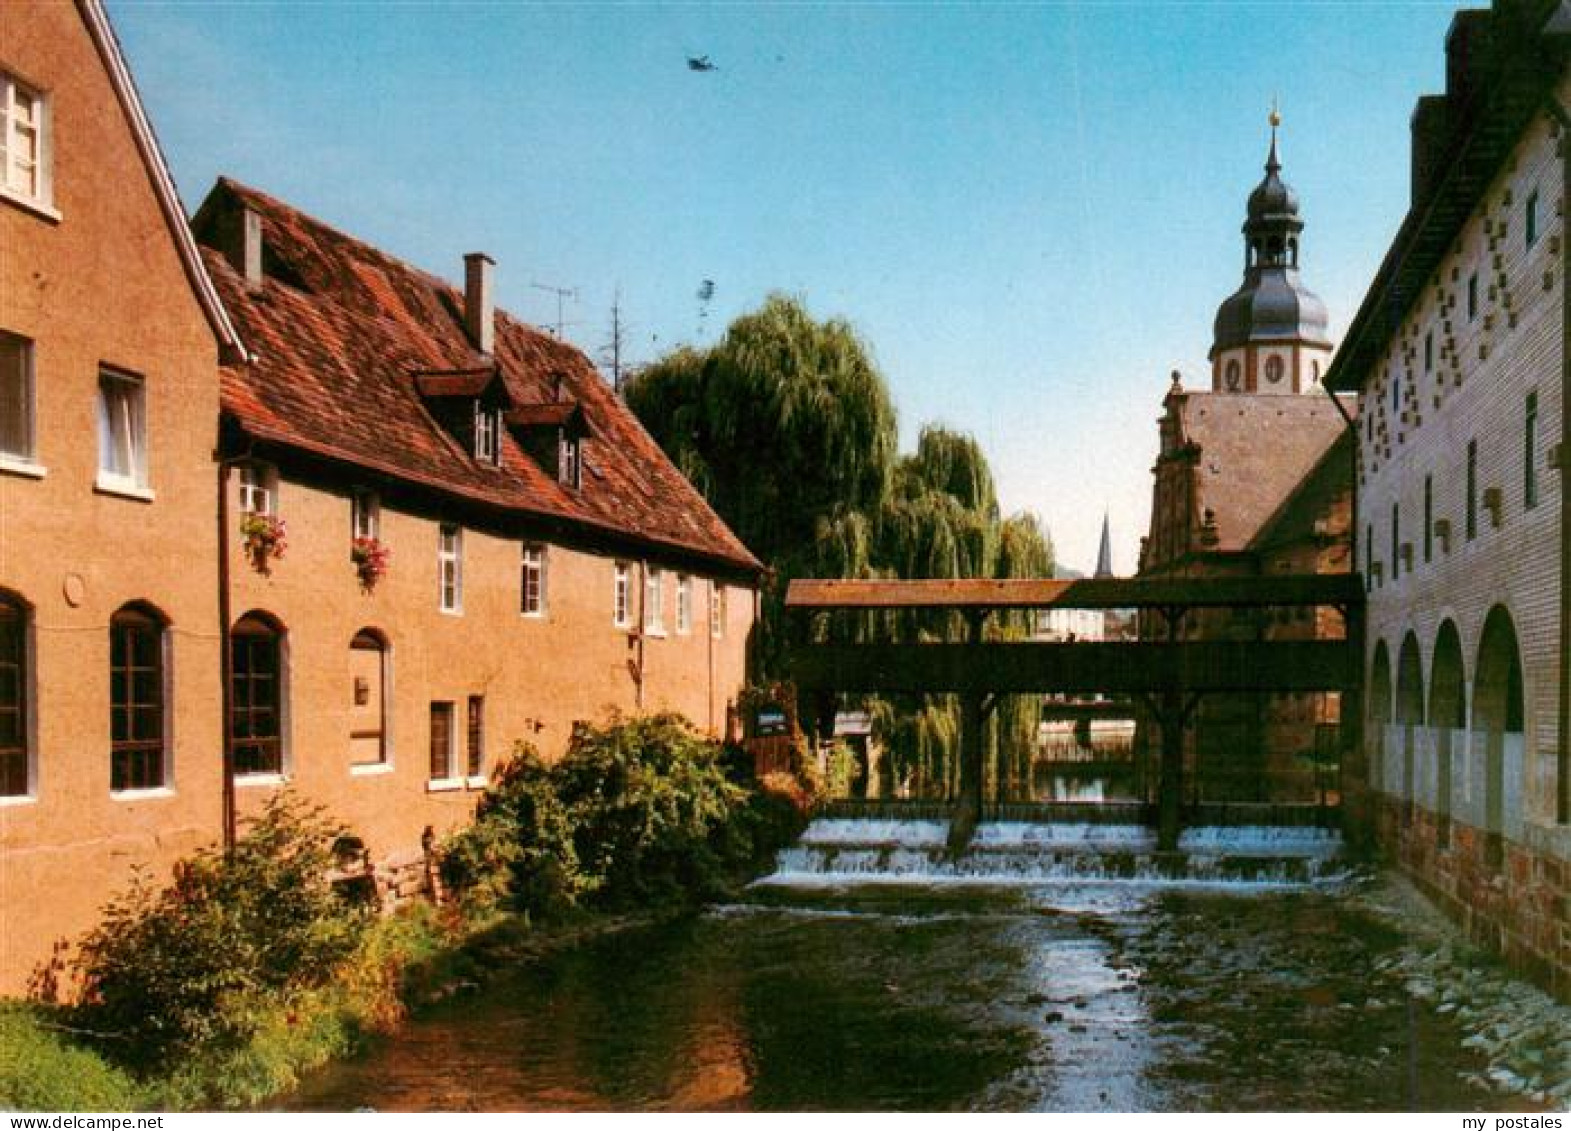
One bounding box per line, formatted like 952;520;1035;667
1210;111;1332;394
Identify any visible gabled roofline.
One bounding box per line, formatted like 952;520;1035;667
76;0;247;363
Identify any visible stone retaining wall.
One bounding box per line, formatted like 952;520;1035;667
1377;795;1571;1003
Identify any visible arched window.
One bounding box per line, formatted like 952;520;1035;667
0;592;30;797
231;612;286;777
1264;355;1285;385
1224;359;1241;391
110;603;167;792
1429;621;1465;849
350;629;389;769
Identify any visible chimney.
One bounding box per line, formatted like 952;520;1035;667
464;253;495;355
1410;96;1451;207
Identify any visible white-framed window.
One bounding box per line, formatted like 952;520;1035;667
559;431;581;490
1;72;50;210
96;368;148;493
643;566;665;634
238;462;276;516
676;574;692;635
613;562;630;627
438;524;462;614
710;583;726;638
520;543;546;617
0;331;35;467
351;489;380;540
474;402;499;465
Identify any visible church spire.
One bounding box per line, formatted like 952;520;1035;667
1266;99;1281;174
1208;105;1332;393
1095;512;1114;578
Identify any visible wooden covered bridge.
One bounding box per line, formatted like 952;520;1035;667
784;574;1365;851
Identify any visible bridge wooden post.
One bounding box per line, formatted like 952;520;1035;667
949;611;987;853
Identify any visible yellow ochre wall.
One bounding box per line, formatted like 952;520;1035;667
0;3;227;995
226;468;756;875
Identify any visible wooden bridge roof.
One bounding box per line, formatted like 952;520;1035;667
785;575;1363;611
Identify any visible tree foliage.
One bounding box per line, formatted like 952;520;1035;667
626;295;1055;798
441;716;805;916
73;795;370;1072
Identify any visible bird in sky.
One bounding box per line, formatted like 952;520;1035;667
686;55;718;72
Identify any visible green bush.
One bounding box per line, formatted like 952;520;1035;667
823;740;860;799
556;714;750;908
0;1002;144;1111
441;714;806;917
442;745;586;916
73;794;371;1074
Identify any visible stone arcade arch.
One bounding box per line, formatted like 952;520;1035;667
1428;621;1466;849
1472;606;1524;871
1368;641;1392;795
1396;633;1424;825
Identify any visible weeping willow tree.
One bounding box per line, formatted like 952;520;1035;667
629;294;898;672
991;513;1054;798
626;296;1055;799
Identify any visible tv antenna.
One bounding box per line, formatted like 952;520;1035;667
531;281;580;339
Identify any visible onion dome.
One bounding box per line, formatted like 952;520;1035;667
1211;111;1331;357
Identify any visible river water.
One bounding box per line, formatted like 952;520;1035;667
280;828;1539;1112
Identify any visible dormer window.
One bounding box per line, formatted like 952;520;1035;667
559;431;581;490
507;398;591;491
474;401;500;465
413;367;513;469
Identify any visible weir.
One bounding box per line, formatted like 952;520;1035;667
759;818;1352;887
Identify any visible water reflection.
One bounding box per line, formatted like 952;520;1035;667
280;884;1522;1112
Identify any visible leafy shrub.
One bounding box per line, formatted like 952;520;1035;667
0;1002;144;1111
441;745;586;916
556;713;749;907
823;740;860;799
441;714;806;917
73;794;371;1073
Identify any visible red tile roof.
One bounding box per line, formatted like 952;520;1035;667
413;369;504;400
507;402;584;430
193;178;760;576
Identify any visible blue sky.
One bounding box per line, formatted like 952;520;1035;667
110;1;1459;575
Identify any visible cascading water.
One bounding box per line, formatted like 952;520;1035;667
758;818;1352;887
